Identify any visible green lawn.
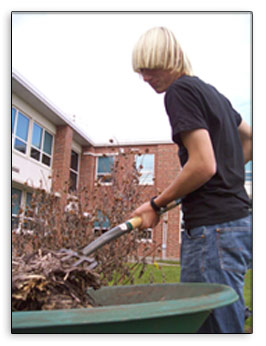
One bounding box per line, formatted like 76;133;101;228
129;263;252;333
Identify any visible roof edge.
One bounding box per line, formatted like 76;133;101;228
94;139;174;147
12;70;174;148
12;69;96;147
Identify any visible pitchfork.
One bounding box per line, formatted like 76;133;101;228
59;199;182;269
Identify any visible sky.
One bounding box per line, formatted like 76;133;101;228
12;12;252;146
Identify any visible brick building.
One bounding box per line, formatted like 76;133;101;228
11;71;252;260
12;71;182;260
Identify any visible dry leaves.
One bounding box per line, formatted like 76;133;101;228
12;249;101;311
12;149;161;312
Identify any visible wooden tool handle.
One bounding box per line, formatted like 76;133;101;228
126;216;142;230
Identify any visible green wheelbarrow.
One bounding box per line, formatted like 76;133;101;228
12;282;238;333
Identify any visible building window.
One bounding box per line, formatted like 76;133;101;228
137;228;153;242
96;155;114;184
12;107;16;133
22;192;35;230
69;150;79;192
30;122;53;167
245;171;252;182
12;108;30;154
245;161;252;182
12;187;22;230
12;106;54;167
12;187;33;231
135;154;155;185
93;210;110;235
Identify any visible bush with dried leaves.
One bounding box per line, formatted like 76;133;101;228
12;148;161;310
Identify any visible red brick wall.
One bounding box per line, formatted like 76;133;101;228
51;125;73;203
79;143;181;260
155;144;181;259
50;130;181;260
79;146;96;193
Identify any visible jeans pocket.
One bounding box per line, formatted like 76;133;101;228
216;226;251;275
185;226;206;240
181;226;206;280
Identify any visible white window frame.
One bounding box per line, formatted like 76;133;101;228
93;227;110;237
136;228;153;243
12;106;54;168
69;150;80;192
93;209;110;235
12;108;30;156
12;187;22;231
30;121;54;167
12;187;35;233
95;154;115;185
135;154;155;185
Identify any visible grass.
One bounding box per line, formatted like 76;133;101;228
129;263;252;333
133;262;181;284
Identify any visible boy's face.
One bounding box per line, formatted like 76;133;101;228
140;68;179;93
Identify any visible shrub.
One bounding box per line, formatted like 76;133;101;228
12;147;161;287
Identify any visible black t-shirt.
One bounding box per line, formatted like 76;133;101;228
164;75;251;229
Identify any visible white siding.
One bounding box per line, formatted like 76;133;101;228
12;151;52;191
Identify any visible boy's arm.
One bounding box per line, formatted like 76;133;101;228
238;120;252;164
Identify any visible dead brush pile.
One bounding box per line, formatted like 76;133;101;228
12;147;161;311
12;249;101;311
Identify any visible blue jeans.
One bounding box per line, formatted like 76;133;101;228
180;214;252;333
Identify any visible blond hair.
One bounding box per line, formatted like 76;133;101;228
132;27;193;76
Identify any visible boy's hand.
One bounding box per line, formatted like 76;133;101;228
131;201;160;230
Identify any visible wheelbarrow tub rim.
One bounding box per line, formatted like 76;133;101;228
12;282;238;330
